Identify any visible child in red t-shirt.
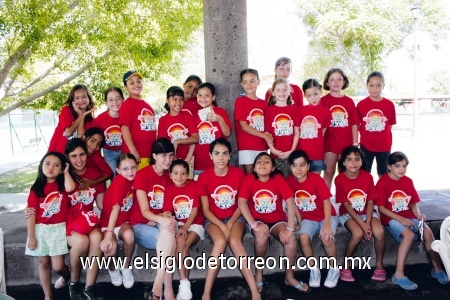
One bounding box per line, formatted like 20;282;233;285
238;152;310;294
265;78;300;177
334;146;385;282
25;152;74;299
357;71;396;177
100;153;137;289
48;84;95;154
182;75;203;115
158;86;199;162
376;152;448;290
298;79;331;175
321;68;359;188
286;150;339;289
235;69;273;175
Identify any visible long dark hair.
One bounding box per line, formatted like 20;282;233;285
31;152;68;198
252;152;282;179
63;84;95;123
149;138;175;165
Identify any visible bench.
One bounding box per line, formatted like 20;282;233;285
21;137;41;153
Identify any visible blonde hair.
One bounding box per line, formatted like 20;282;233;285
268;78;292;106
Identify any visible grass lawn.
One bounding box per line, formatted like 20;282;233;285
0;163;38;193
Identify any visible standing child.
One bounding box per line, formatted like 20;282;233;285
321;68;359;188
48;84;95;154
99;153;137;289
163;159;204;300
376;151;449;290
264;78;300;177
193;82;232;175
235;69;273;174
286;150;339;289
264;57;304;109
119;70;157;170
357;71;396;177
94;87;124;172
25;152;74;300
335;146;385;282
182;75;203;115
297;79;331;175
238;152;310;295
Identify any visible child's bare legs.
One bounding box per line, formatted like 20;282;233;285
119;223;135;268
67;232;89;283
38;256;52;300
343;219;364;269
243;164;253;175
229;222;260;300
163;242;176;300
86;227;102;287
422;224;444;272
371;218;385;270
298;233;313;258
153;226;175;298
176;231;200;280
394;228;414;278
253;227;269;292
321;234;337;266
323;152;338;189
202;224;227;300
101;231;118;271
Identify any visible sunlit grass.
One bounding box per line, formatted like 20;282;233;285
0;165;38;194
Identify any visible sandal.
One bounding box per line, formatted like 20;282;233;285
339;269;355;282
256;278;265;293
148;292;163;300
431;269;450;284
371;269;387;281
285;281;311;294
392;275;418;290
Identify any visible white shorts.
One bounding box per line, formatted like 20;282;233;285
178;222;205;240
101;226;121;240
239;150;267;165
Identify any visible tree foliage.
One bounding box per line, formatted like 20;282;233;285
0;0;203;116
297;0;449;92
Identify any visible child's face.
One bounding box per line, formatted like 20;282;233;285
366;76;384;99
153;152;175;171
73;89;90;111
170;165;189;187
84;133;103;155
67;147;87;172
253;155;274;177
272;83;289;104
327;72;345;93
184;80;200;100
290;157;309;182
116;158;138;181
388;159;408;180
209;144;230;170
106;90;123;113
43;155;63;181
343;152;362;176
197;87;215;108
125;75;143;98
167;95;184;114
275;62;292;80
240;72;260;96
304;87;321;106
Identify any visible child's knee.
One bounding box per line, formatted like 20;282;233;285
299;233;311;247
38;257;51;269
122;229;135;245
351;227;364;241
401;229;415;241
253;231;269;245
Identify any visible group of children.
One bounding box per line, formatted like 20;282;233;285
25;58;448;300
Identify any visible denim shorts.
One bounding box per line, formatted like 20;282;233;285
339;212;379;226
386;218;420;243
102;148;121;173
133;223;160;250
204;216;246;239
296;216;338;240
309;160;326;172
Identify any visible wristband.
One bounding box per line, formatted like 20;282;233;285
106;229;114;233
286;226;294;231
250;222;258;229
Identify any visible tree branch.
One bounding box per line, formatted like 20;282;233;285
337;35;365;88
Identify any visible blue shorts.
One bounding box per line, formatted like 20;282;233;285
386;218;420;243
204;216;246;239
102;148;121;173
296;217;338;240
309;160;326;172
133;223;160;250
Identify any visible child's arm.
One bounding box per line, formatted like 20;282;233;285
177;207;198;239
121;125;140;163
378;206;415;227
184;144;195;163
320;199;334;241
76;108;95;138
210;112;231;137
201;195;231;239
239;121;274;145
63;163;76;193
410;203;425;221
294;208;302;231
100;204;120;254
351;124;359;145
95;193;105;211
174;133;199;148
26;213;37;250
279;197;296;244
136;189;176;231
279;126;300;160
238;197;269;236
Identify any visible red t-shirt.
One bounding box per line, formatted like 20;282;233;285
375;174;420;226
286;172;335;222
157;111;197;160
356;97;396;152
321;94;359;154
182;99;202;116
48;106;94;154
265;83;304;110
99;174;134;228
193;106;232;170
297;104;331;160
196;166;245;220
334;170;378;216
264;105;300;159
119;98;157;158
27;182;69;225
239;174;292;224
94;111;122;151
234;96;268;151
86;151;113;179
162;181;204;225
129;165;171;225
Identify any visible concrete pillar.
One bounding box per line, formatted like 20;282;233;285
203;0;248;165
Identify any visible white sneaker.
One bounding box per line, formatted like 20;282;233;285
108;269;122;287
121;268;135;289
309;268;321;288
176;279;193;300
324;267;339;288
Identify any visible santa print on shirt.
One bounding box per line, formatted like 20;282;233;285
93;111;122;151
239;174;292;224
27;182;69;225
356;97;396;152
285;172;335;222
334;170;378;216
196;166;245;220
265;83;304;110
99;174;134;228
129;165;171;225
297;104;331;161
375;174;420;226
234;96;268;152
119;98;157;158
157;110;197;160
162;181;204;225
193;106;232;171
320;93;359;154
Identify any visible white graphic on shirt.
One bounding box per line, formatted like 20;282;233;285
121;192;133;212
148;185;165;210
40;191;63;218
389;190;411;212
104;125;122;147
330;105;349;128
253;189;277;214
272;114;294;136
211;185;237;209
138;108;156;131
300;116;321;139
294;190;317;211
69;188;96;206
198;121;218;145
168;123;189;143
173;195;194;220
247;108;264;132
363;109;387;132
347;189;367;212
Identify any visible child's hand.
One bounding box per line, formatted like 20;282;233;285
253;223;269;237
100;235;113;254
160;215;177;232
147;220;158;227
73;101;84;116
63;162;70;174
279;228;293;244
83;107;95;118
24;207;35;219
131;150;141;164
220;224;231;241
263;132;274;145
319;224;334;241
294;223;301;231
362;222;372;241
176;225;188;239
418;214;426;221
399;217;414;228
79;179;94;189
208;112;220;122
27;237;37;250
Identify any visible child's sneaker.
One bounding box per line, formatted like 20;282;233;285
324;267;339;288
121;268;135;289
108;269;122;287
431;269;449;284
309;268;321;288
55;276;69;289
176;279;193;300
84;285;105;300
69;282;85;300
